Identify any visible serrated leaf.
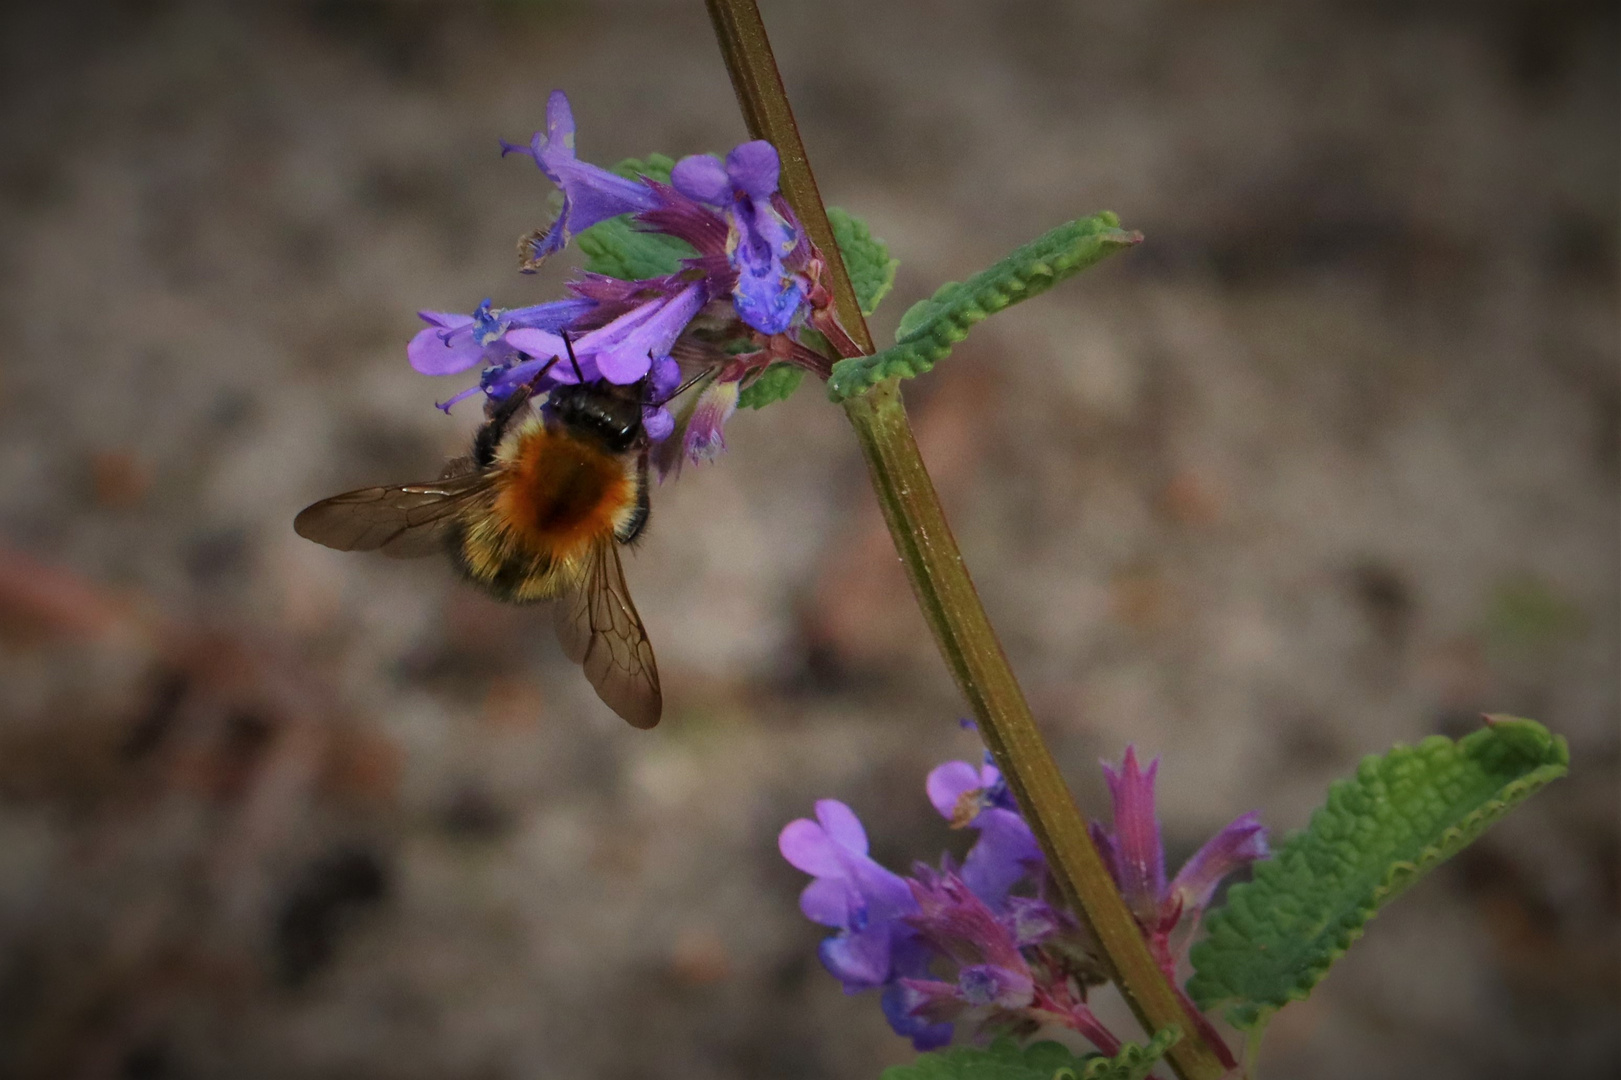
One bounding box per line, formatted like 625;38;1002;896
826;213;1140;401
575;154;694;280
878;1030;1178;1080
828;206;899;315
575;219;695;281
1187;716;1568;1030
738;363;804;409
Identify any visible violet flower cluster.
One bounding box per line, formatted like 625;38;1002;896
779;744;1268;1055
407;90;845;469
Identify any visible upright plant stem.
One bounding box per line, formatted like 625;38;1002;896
703;3;1230;1078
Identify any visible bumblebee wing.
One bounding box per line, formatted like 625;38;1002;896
553;538;662;729
293;472;496;559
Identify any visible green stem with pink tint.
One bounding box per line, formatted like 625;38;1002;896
700;2;1231;1078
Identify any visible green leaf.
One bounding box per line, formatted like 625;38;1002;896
828;206;899;315
826;213;1140;401
738;363;805;409
878;1030;1179;1080
575;154;694;280
606;153;677;186
575;220;695;281
1187;716;1568;1030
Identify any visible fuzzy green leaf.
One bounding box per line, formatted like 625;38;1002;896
828;206;899;315
1188;716;1568;1029
606;153;677;186
738;363;805;409
575;154;694;280
826;213;1140;401
878;1030;1178;1080
575;220;694;281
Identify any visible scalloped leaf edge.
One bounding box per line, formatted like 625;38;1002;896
738;363;805;409
1187;716;1568;1030
826;213;1140;401
828;205;899;316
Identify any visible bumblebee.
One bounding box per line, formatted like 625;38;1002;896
294;356;662;728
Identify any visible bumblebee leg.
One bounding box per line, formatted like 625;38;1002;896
472;386;534;468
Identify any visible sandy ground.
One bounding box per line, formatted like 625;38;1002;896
0;2;1616;1078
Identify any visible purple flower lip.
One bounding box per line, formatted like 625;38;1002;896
925;759;1042;910
669;141;809;336
778;800;918;992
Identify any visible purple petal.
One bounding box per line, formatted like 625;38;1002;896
1101;746;1166;919
670;153;730;205
576;282;705;384
502;91;658;262
503;327;568;361
544;88;575;151
1168;811;1270;920
818;926;893;991
408;321;483;375
502;297;596;332
799;877;853;928
725;140;781;199
648;354;682;400
814;799;869;855
959;807;1042;909
778;817;848;878
642;404;674;442
881;982;954;1051
729;202;806;336
925;761;983;821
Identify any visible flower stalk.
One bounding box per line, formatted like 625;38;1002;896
703;2;1230;1077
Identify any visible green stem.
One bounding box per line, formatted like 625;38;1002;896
1242;1021;1268;1080
702;3;1229;1079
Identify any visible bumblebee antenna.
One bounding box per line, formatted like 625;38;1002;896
653;368;712;407
560;330;586;383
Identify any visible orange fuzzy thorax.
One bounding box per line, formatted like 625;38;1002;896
493;423;636;565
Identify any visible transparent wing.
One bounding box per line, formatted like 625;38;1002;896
553;538;662;728
293;471;496;559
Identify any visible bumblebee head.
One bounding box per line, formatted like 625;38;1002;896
545;380;646;453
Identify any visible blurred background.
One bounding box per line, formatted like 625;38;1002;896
1;1;1616;1078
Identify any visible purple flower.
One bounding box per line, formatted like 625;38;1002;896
502;91;659;270
783;740;1262;1062
926;758;1044;910
508;279;707;388
670;143;809;335
1090;746;1269;938
898;871;1036;1023
682;377;739;463
779;800;918;992
779;801;953;1050
407;298;596;412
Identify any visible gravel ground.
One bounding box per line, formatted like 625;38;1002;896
0;2;1616;1079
